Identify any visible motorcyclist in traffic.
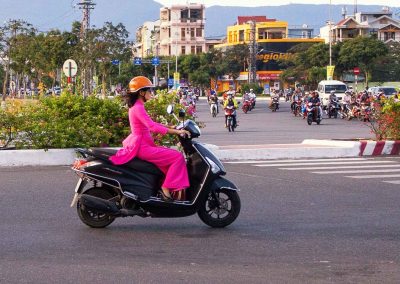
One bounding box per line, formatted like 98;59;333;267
248;88;256;107
209;91;219;113
223;93;238;128
326;90;338;114
269;90;280;108
291;88;302;112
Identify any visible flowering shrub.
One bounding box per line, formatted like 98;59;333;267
368;98;400;140
0;90;196;150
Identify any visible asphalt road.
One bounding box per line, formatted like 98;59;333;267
1;156;399;283
196;97;373;146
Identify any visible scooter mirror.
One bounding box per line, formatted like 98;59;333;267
166;104;174;114
178;109;186;118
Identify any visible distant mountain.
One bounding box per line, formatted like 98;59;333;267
0;0;162;39
0;1;398;39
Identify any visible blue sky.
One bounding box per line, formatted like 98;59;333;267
155;0;399;7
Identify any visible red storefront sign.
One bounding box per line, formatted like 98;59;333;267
258;73;280;80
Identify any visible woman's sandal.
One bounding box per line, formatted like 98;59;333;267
159;190;173;202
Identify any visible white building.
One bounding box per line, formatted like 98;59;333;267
158;4;206;56
134;4;207;58
134;20;160;58
319;7;400;43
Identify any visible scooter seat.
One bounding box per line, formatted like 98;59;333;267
88;148;164;177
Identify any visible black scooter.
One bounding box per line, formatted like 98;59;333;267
70;105;241;228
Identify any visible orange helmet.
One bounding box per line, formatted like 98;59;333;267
128;76;154;93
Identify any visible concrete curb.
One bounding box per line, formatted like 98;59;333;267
0;140;398;167
359;140;400;156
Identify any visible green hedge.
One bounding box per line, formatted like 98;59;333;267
0;90;191;150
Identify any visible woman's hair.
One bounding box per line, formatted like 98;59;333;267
124;88;150;108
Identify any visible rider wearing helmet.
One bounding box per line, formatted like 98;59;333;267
326;90;337;113
223;93;238;128
248;88;256;107
109;76;190;201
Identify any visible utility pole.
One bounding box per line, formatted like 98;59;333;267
248;20;257;84
77;0;96;97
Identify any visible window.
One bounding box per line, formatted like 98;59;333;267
196;28;202;37
181;9;188;22
181;46;186;55
190;9;202;21
270;32;283;39
239;30;244;41
196;46;202;54
191;46;195;54
181;28;186;40
169;45;171;56
190;28;195;39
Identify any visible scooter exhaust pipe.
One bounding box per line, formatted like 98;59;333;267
79;194;119;214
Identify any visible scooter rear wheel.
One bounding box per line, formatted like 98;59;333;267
198;188;241;228
77;187;116;228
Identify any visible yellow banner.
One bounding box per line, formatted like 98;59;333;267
327;65;335;80
173;72;180;81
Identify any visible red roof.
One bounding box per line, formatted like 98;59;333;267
237;16;276;25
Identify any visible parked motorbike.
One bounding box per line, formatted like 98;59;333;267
269;97;280;112
225;105;237;132
306;102;322;125
70;105;241;229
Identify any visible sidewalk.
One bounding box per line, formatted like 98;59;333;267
1;139;398;167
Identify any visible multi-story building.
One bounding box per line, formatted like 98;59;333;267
320;7;400;43
214;16;323;92
134;21;160;58
158;4;206;57
134;3;207;58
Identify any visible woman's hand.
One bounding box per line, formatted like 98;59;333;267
177;129;191;138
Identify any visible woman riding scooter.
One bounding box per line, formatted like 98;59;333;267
223;94;238;128
109;76;191;201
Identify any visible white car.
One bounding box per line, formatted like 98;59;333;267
367;86;397;98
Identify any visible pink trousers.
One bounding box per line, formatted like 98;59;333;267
137;144;189;192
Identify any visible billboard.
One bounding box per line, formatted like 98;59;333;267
256;41;313;72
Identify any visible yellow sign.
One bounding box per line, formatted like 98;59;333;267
173;72;180;81
327;65;335;80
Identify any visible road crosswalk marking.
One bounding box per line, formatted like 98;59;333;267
253;161;395;167
346;174;400;179
384;180;400;185
281;164;400;170
225;158;368;164
311;169;400;174
232;157;400;185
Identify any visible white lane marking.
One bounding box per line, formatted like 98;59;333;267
346;174;400;179
225;158;369;164
383;180;400;185
255;161;396;167
281;164;400;170
312;169;400;174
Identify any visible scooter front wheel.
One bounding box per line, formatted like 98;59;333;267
77;187;116;228
197;188;241;228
